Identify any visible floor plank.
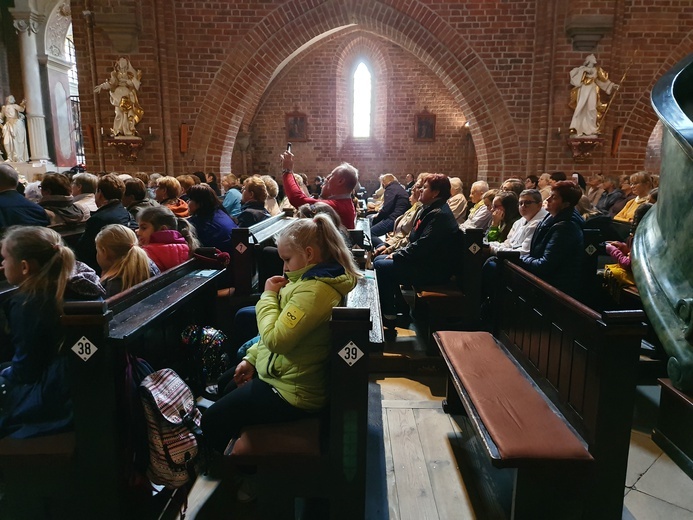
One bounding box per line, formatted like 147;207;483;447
387;407;440;520
414;408;478;520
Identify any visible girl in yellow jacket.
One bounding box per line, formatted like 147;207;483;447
202;214;360;454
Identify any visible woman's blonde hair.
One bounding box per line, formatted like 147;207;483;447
379;173;397;188
261;175;279;199
278;214;361;280
96;224;151;292
157;176;182;199
137;206;200;252
1;226;75;305
244;175;268;203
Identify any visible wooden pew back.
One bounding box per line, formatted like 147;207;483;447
497;260;647;518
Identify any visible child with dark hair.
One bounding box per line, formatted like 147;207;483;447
136;206;199;271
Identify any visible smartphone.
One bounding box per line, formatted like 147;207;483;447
286;142;292;153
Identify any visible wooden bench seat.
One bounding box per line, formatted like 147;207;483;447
0;431;75;462
437;331;592;466
435;260;647;519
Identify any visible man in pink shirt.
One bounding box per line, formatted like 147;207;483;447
280;152;358;228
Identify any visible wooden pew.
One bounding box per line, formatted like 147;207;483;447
222;289;374;518
434;260;647;519
230;211;295;297
410;228;485;344
0;259;225;519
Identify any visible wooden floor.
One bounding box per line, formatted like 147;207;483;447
183;318;693;520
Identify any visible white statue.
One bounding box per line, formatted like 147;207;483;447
569;55;619;137
94;57;144;137
0;96;29;162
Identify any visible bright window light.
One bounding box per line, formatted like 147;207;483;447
353;62;371;138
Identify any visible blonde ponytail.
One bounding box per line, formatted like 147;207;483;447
279;214;361;280
1;226;75;305
96;224;152;292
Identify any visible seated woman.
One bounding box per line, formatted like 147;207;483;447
0;227;74;438
369;173;411;240
373;173;459;324
95;224;159;297
372;176;424;254
221;173;242;217
205;172;221;196
518;181;584;296
609;174;635;218
603;202;654;298
485;191;520;244
235;175;271;227
154;176;189;218
201;215;360;455
261;175;282;217
187;184;238;255
613;171;653;223
136;206;199;271
38;173;86;225
122;178;158;219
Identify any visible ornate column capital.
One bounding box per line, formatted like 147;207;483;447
13;18;38;34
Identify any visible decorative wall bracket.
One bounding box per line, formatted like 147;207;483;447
567;136;604;162
105;136;144;162
565;14;614;52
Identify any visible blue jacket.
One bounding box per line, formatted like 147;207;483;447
0;189;49;231
373;182;411;225
189;207;238;255
222;188;242;217
520;207;584;296
0;292;72;438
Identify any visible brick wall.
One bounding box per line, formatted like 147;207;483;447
68;0;693;184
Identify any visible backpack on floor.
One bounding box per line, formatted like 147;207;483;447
140;368;203;489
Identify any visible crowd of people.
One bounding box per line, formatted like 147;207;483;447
0;158;659;501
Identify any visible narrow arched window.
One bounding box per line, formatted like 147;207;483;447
353;62;372;138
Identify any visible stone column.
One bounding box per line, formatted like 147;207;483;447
12;14;51;162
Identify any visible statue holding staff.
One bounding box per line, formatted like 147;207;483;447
569;54;619;137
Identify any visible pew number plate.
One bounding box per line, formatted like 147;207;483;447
71;336;98;362
338;341;364;366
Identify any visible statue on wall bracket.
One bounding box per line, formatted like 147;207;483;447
567;54;619;161
94;57;144;139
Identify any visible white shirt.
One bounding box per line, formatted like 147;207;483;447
489;208;548;255
460;203;492;232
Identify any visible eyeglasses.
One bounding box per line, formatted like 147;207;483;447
518;200;537;206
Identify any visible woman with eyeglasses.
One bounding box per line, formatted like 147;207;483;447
613;171;653;223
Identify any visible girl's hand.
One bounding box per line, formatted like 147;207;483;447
265;275;289;293
492;207;505;226
233;360;256;387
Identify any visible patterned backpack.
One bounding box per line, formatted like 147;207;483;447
140;368;203;489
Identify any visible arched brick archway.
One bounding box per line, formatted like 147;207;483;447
615;31;693;173
189;0;520;179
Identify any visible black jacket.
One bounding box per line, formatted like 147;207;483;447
235;201;270;228
76;200;135;271
393;197;460;284
520;207;584;296
373;182;411;225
